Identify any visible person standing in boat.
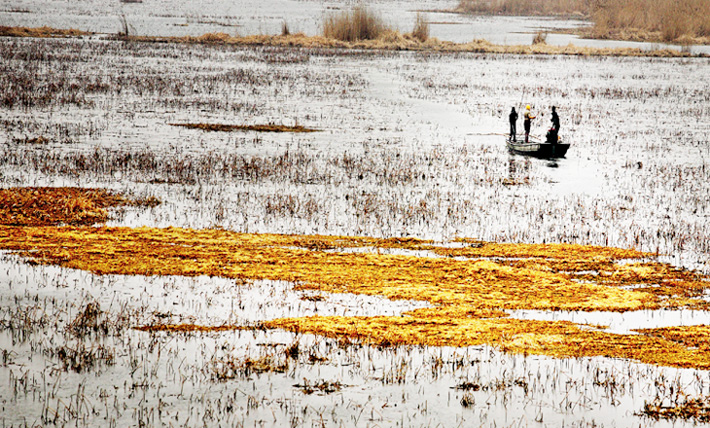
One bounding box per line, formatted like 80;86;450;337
547;106;560;143
509;107;518;141
524;105;535;143
551;106;560;141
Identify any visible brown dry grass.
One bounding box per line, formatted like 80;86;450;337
589;0;710;43
0;187;149;226
457;0;710;44
411;13;430;43
456;0;588;16
0;26;90;38
2;26;701;57
323;5;388;41
170;123;318;133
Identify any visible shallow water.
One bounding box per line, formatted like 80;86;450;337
1;29;710;428
1;254;709;427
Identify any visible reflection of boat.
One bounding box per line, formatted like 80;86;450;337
506;136;570;158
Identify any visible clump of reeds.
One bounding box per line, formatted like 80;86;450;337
323;5;389;41
49;343;115;372
210;354;288;380
294;379;344;394
532;31;548;44
411;13;429;42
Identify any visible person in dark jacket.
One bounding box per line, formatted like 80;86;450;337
547;106;560;143
509;107;518;141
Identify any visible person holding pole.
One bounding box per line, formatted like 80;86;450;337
524;105;535;143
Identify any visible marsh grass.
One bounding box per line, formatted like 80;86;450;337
323;5;388;41
294;379;344;394
0;187;159;226
641;396;710;422
411;13;430;42
457;0;710;43
456;0;588;16
170;123;318;133
0;25;90;38
49;342;115;372
590;0;710;43
532;31;548;45
211;354;288;380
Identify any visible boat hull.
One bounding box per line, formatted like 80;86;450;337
506;138;570;158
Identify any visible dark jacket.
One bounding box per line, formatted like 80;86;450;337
509;109;518;124
551;111;560;131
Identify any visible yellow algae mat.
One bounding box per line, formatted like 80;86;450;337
2;187;710;368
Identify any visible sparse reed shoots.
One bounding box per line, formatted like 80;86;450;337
532;31;548;45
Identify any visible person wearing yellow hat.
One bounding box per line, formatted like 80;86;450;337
523;105;536;143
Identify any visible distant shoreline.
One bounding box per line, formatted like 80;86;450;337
1;25;706;58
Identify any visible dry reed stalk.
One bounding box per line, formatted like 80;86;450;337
411;13;429;42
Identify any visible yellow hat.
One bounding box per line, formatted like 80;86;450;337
526;105;531;110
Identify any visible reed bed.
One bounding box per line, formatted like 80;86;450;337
457;0;710;43
456;0;587;16
1;31;709;427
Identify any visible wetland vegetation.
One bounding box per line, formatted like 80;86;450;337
1;9;710;427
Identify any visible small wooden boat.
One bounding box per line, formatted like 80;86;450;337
506;135;570;158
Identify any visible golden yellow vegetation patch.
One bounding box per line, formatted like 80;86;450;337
0;225;660;312
1;187;709;369
639;325;710;352
265;314;710;369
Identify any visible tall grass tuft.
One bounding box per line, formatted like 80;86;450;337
323;5;389;41
411;13;429;42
